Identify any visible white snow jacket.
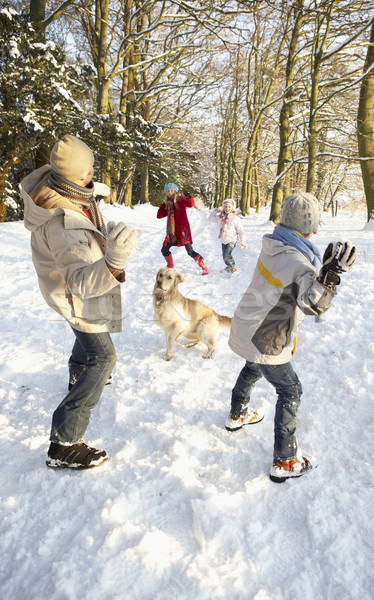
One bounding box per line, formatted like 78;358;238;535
21;166;123;333
228;235;336;364
208;209;245;246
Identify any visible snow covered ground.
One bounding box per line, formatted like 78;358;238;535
0;201;373;600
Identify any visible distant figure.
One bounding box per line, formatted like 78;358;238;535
157;183;208;275
226;192;356;482
21;134;139;470
208;199;246;274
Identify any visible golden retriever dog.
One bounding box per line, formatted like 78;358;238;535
153;268;231;360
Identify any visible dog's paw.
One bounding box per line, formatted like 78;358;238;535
163;354;173;361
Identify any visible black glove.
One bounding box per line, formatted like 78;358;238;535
318;240;357;288
182;190;191;199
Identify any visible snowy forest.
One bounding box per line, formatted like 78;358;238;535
1;2;374;599
1;0;374;222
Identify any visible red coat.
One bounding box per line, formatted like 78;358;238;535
157;195;194;246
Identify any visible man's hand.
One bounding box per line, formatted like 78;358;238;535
105;222;140;270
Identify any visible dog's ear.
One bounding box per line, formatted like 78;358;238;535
176;272;184;284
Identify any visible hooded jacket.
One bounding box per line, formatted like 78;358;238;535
157;195;194;246
21;165;122;333
208;209;245;246
228;235;335;365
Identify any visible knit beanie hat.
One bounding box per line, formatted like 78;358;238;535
50;134;94;183
164;183;179;192
280;192;320;234
222;199;236;210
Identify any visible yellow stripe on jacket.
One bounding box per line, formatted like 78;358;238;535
257;259;284;288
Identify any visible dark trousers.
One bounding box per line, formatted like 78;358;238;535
161;242;200;259
50;328;117;444
231;361;302;461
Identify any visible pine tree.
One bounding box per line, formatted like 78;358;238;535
0;3;94;220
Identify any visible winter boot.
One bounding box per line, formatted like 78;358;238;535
164;254;174;269
194;255;209;275
225;409;264;431
46;441;109;470
269;455;317;483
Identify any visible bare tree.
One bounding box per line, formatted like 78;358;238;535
357;19;374;222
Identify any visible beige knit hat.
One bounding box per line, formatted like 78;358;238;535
50;134;94;182
280;192;320;234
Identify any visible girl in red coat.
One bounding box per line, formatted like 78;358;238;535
157;183;208;274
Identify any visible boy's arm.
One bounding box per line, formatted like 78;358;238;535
298;240;357;316
298;276;337;316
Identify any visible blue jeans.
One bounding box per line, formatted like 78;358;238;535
222;242;236;268
231;361;302;461
50;328;117;444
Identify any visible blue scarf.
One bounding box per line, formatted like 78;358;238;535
271;224;322;268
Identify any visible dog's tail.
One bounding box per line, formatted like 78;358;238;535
218;314;232;329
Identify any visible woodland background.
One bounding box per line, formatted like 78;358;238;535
1;0;374;222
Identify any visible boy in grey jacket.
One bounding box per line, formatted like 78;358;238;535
227;193;356;482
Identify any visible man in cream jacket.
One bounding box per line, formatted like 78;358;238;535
21;134;139;469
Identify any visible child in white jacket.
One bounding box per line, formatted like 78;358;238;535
208;199;246;273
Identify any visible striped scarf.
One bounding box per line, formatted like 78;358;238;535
48;170;106;235
166;201;177;243
219;213;229;239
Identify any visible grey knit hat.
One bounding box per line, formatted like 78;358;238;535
280;192;320;234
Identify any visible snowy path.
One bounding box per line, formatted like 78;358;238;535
0;205;373;600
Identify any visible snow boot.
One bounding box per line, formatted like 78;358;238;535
269;455;317;483
194;255;209;275
164;254;174;269
46;441;109;470
225;409;264;431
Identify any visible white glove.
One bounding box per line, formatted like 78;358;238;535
105;221;140;269
93;182;110;197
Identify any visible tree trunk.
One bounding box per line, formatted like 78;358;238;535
30;0;46;27
357;22;374;222
306;3;334;193
140;163;149;203
241;13;288;214
270;1;305;223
